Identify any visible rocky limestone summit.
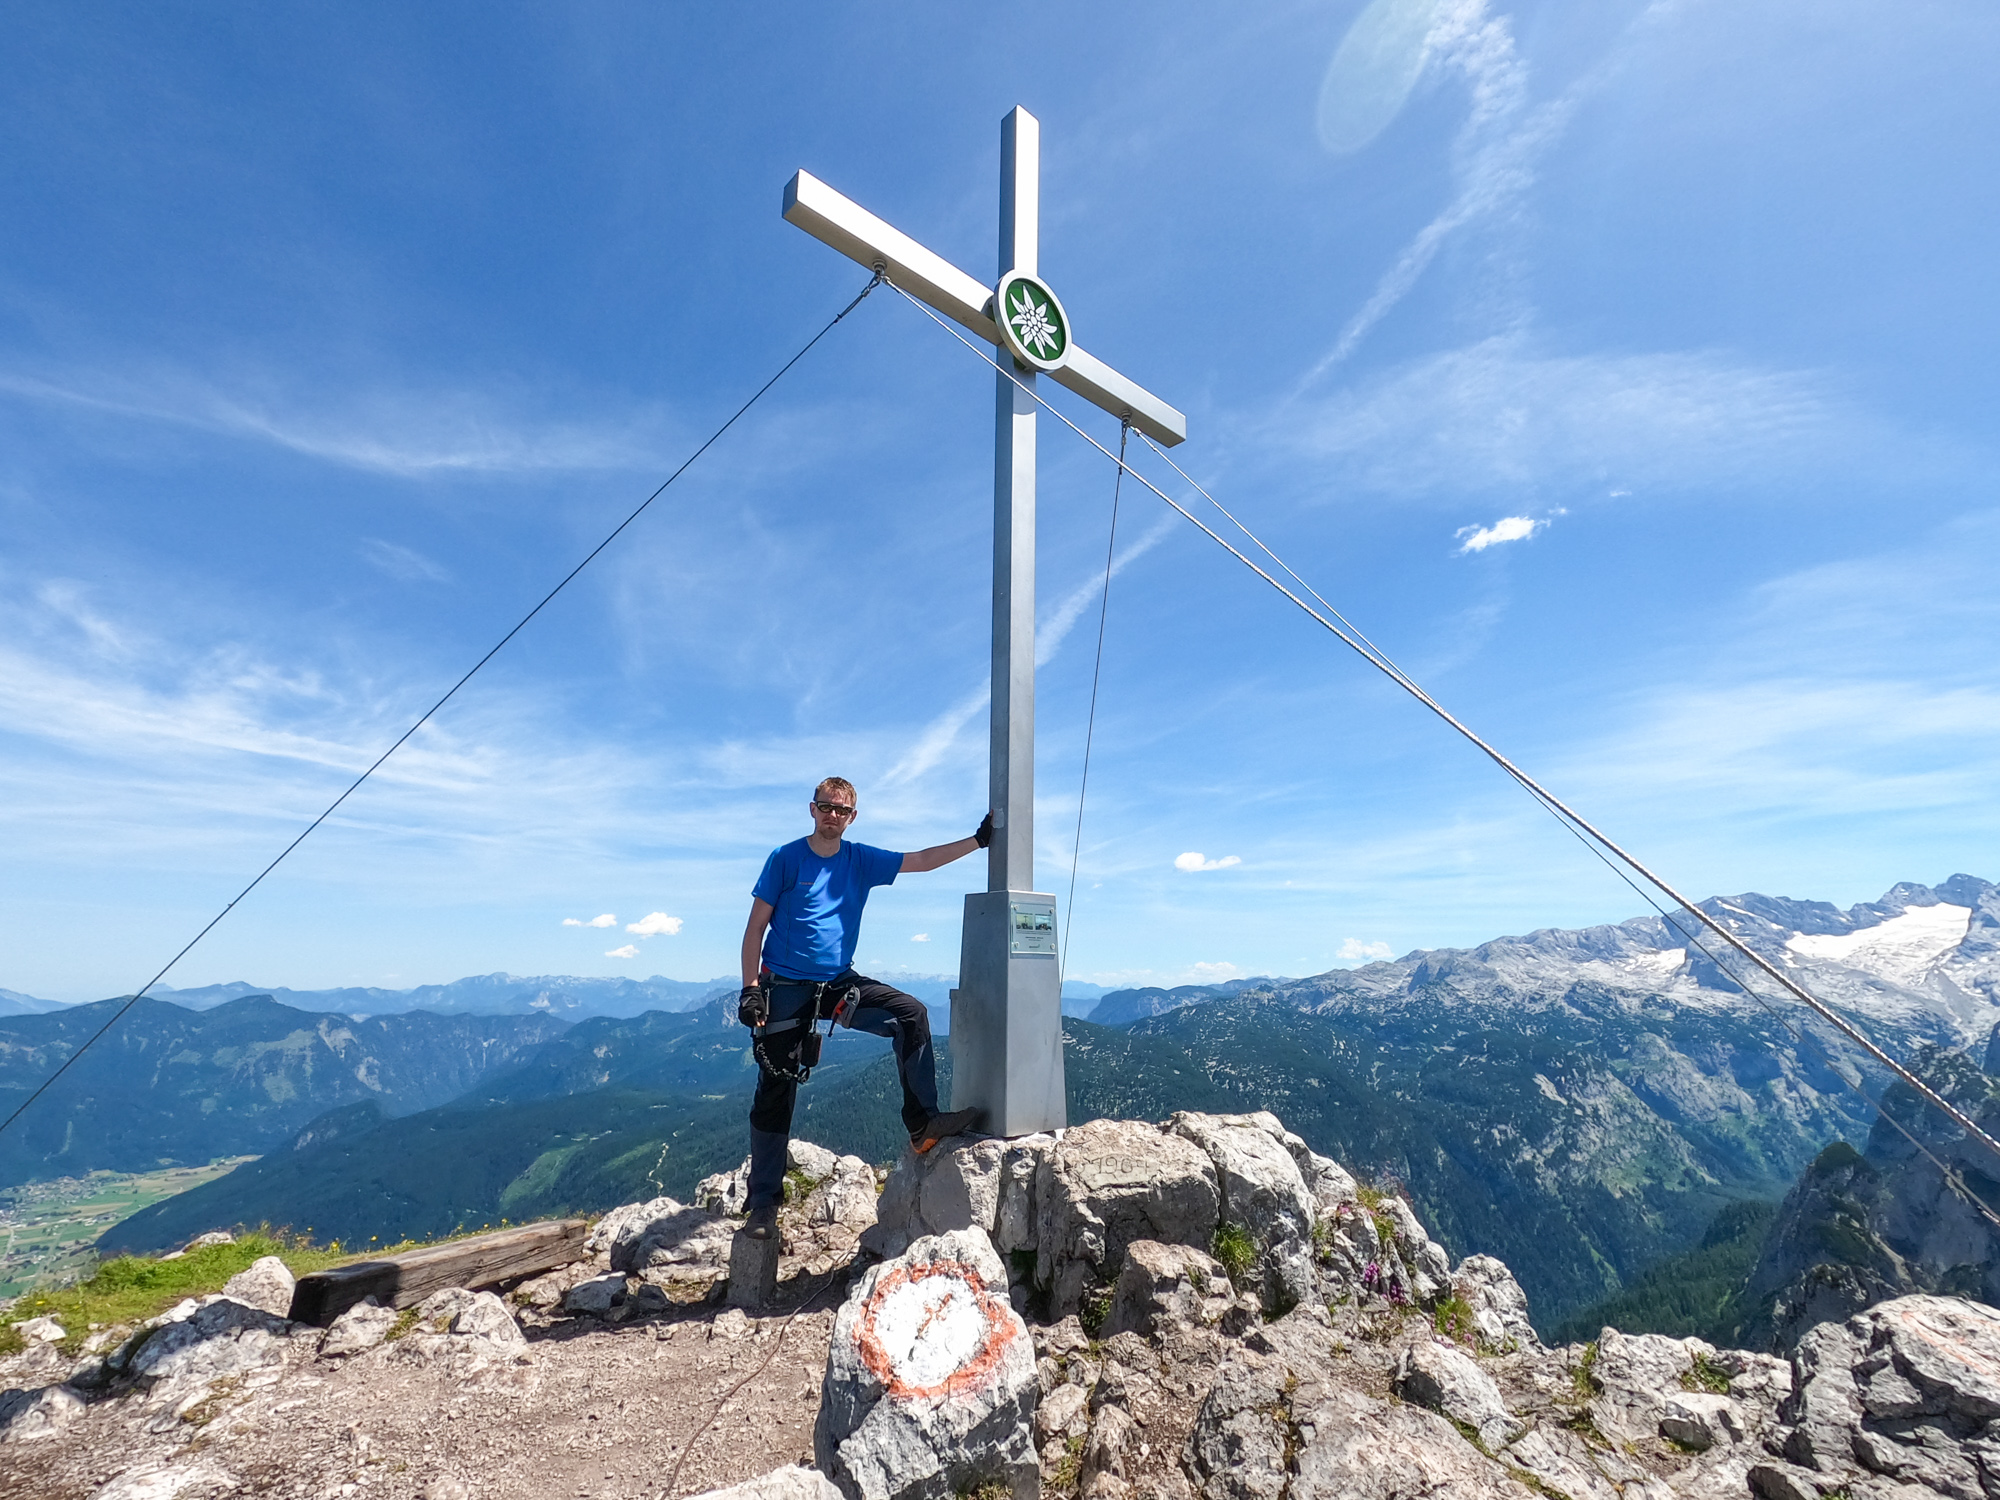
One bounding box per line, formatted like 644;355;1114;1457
9;1115;2000;1500
788;1109;2000;1500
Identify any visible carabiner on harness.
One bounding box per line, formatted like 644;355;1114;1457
751;977;852;1084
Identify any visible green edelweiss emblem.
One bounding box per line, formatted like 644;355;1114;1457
995;271;1071;371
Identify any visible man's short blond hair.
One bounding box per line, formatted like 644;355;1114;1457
815;776;857;805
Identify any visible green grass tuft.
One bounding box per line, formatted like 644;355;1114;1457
1433;1293;1477;1347
1080;1282;1113;1337
782;1168;822;1204
5;1230;349;1351
1572;1340;1601;1399
1212;1222;1256;1287
1681;1351;1732;1395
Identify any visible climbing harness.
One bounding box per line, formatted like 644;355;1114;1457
0;270;887;1146
748;975;861;1085
885;276;2000;1226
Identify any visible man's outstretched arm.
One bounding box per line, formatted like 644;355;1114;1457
740;898;775;989
900;813;993;875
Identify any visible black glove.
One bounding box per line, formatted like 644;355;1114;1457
974;811;995;848
738;984;769;1029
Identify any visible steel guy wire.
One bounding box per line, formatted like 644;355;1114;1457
1518;770;2000;1232
885;277;2000;1179
1135;445;2000;1230
1136;430;2000;1198
1060;419;1130;988
0;271;886;1146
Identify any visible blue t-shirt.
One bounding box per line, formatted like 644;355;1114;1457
753;837;903;981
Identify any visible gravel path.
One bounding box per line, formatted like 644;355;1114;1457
2;1278;851;1500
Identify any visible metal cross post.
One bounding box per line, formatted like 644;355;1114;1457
783;106;1185;1136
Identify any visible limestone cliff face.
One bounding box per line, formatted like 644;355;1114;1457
1739;1036;2000;1351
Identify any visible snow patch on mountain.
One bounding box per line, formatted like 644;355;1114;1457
1786;902;1971;986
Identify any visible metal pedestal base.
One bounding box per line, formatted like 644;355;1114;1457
949;890;1066;1138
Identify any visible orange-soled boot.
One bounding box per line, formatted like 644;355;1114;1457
910;1107;983;1155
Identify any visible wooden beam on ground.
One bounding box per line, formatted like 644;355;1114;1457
287;1218;590;1327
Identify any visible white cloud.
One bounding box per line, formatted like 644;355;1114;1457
604;944;639;959
562;914;618;928
910;933;930;943
626;912;683;937
1174;852;1243;872
1189;961;1242;979
360;539;451;584
1455;515;1541;553
1338;938;1395;961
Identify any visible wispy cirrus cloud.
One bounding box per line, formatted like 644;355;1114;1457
1303;0;1692;382
881;515;1177;788
1288;337;1864;501
361;539;452;584
0;364;680;477
1308;0;1560;376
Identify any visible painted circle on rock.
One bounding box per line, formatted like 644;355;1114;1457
853;1259;1018;1401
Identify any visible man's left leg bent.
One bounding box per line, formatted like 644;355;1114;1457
842;976;937;1137
843;975;983;1147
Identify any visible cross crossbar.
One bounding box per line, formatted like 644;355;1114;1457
783;169;1186;446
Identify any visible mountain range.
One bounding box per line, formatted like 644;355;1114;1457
2;973;1115;1024
0;987;68;1018
22;873;1995;1334
0;999;565;1188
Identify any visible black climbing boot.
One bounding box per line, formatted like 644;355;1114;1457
911;1107;983;1155
745;1204;779;1240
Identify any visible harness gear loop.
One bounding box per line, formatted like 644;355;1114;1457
751;976;862;1084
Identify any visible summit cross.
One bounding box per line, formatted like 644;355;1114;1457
783;106;1186;1137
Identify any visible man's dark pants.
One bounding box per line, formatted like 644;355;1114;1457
747;973;938;1211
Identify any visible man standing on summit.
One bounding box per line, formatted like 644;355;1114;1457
737;777;989;1239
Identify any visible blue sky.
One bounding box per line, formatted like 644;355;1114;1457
3;1;1996;1002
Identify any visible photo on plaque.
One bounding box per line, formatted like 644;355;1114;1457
1008;900;1057;955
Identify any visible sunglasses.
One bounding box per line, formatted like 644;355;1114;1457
812;801;857;817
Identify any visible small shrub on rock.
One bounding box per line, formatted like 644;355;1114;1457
782;1168;822;1204
1680;1350;1732;1394
1080;1279;1114;1337
1571;1340;1601;1398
